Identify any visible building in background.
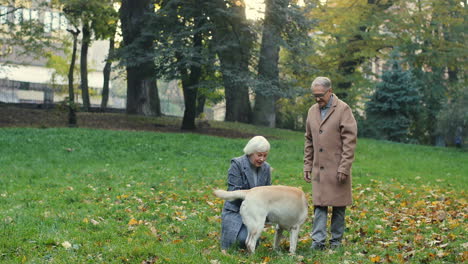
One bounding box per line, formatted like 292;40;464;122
0;3;124;108
0;2;226;120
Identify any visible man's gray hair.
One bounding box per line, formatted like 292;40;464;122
311;76;332;90
243;136;270;155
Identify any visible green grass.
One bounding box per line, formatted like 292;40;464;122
0;126;466;263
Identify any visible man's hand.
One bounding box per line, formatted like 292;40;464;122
304;171;312;183
337;172;347;183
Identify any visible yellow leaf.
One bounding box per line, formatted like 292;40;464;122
370;255;381;263
128;218;139;226
414;200;426;207
83;218;89;223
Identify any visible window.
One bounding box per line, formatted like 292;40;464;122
0;6;8;24
59;14;68;31
14;8;22;24
22;8;30;21
31;9;38;21
51;11;59;30
44;11;52;32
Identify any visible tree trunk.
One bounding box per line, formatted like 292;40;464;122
181;76;199;129
207;0;253;123
196;94;206;117
252;0;289;127
80;21;91;111
126;67;161;115
66;27;80;126
101;36;115;110
120;0;161;116
180;11;203;130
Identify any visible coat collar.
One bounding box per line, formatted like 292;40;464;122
241;154;265;188
317;93;339;125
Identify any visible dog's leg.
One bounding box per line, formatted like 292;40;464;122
245;223;264;253
273;224;283;251
288;225;300;254
241;200;267;254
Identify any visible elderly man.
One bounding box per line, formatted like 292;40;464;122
303;76;357;250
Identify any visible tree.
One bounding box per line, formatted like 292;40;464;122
66;26;80;126
62;0;93;111
61;0;119;111
436;87;468;148
275;1;318;130
101;35;115;110
206;0;253;123
95;1;119;110
252;0;290;127
387;0;466;144
80;18;91;110
151;0;215;129
364;53;421;142
119;0;161;116
307;0;393;106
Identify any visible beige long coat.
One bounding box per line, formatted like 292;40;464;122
304;94;357;206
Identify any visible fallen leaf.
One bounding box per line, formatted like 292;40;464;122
61;241;72;249
370;255;381;263
128;218;139;226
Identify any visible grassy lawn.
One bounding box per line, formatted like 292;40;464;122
0;125;466;263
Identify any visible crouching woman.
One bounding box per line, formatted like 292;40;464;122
219;136;272;250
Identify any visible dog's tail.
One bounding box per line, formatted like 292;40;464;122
213;189;248;201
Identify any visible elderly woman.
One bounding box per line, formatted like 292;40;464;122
220;135;272;250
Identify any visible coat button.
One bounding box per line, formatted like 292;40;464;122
319;130;323;134
320;166;324;170
319;148;323;152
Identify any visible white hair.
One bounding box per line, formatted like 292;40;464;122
243;136;270;155
311;76;332;90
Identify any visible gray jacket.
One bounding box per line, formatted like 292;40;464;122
220;155;271;249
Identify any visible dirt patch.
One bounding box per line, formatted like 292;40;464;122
0;104;258;139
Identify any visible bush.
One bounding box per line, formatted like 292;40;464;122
436;87;468;148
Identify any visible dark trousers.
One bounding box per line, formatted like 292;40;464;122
311;206;346;247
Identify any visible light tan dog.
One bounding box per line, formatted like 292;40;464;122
214;185;308;254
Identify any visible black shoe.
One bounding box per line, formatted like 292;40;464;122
330;244;341;250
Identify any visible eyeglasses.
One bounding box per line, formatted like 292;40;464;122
312;90;330;99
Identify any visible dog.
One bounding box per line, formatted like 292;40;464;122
214;185;308;254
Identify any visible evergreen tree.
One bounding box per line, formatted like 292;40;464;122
364;52;421;142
